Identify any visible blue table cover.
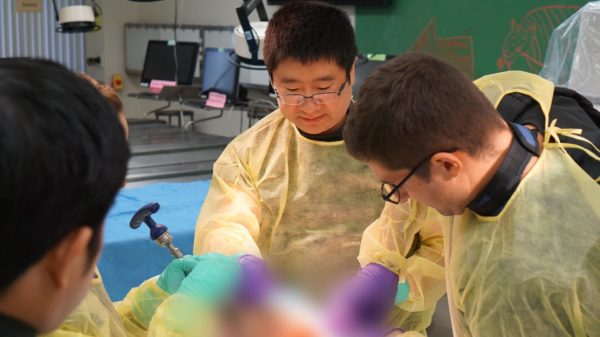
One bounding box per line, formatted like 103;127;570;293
98;180;210;301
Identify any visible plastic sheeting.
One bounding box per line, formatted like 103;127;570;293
541;1;600;104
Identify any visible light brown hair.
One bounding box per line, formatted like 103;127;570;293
79;73;128;138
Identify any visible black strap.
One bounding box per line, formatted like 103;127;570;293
467;123;538;216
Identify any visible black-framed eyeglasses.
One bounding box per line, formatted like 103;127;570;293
381;147;458;204
273;79;348;106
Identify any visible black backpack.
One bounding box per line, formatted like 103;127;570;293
497;87;600;181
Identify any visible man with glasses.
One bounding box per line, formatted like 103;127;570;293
343;52;600;336
193;1;446;335
380;147;457;205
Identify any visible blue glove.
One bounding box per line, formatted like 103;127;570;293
176;253;242;305
157;255;206;294
327;263;400;334
236;254;275;304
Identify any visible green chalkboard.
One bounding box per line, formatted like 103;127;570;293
355;0;588;78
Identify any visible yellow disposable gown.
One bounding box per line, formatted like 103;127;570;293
403;71;600;336
450;71;600;337
41;272;168;337
193;110;446;332
360;201;447;332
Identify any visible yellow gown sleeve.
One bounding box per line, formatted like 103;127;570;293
193;144;262;257
145;294;221;337
40;273;168;337
358;200;447;333
114;276;170;336
38;281;129;337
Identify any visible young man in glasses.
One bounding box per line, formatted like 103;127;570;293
193;1;446;334
343;52;600;336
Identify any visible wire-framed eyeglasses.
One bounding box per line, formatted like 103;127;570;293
381;148;458;204
273;79;348;106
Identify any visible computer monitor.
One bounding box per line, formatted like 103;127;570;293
267;0;390;4
352;58;390;98
201;48;240;103
140;40;200;87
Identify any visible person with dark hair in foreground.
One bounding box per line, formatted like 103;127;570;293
193;1;446;335
0;59;252;337
344;52;600;336
0;58;129;336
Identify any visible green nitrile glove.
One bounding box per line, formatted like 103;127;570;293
157;255;204;294
176;253;242;305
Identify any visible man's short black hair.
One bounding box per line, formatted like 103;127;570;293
263;1;357;76
0;58;130;293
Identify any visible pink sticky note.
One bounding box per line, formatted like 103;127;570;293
149;80;176;94
206;91;227;109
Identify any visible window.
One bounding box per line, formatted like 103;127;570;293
0;0;85;72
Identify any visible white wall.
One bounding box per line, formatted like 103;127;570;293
136;0;275;25
85;0;138;88
88;0;355;137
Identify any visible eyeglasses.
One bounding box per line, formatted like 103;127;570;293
273;79;348;106
381;148;458;204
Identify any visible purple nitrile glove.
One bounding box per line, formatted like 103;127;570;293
329;322;405;337
354;327;406;337
327;263;399;334
236;254;275;304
